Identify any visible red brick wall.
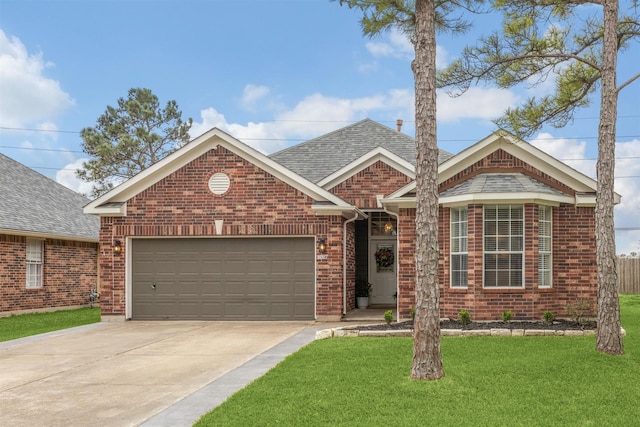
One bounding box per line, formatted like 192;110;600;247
329;160;412;208
98;146;346;318
0;234;98;313
397;203;597;321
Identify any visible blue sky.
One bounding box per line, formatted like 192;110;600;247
1;0;639;253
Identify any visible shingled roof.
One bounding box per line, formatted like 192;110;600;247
0;153;99;241
269;119;454;183
440;173;568;198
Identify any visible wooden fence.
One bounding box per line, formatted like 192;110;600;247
618;257;640;294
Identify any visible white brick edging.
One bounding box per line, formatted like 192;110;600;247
315;326;625;340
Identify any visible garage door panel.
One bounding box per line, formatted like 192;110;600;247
131;237;314;320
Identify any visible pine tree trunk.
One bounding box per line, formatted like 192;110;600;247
411;0;444;380
596;0;624;355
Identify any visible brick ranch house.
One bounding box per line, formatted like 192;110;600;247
84;119;617;321
0;153;99;315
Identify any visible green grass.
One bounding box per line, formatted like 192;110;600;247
0;307;101;342
196;295;640;427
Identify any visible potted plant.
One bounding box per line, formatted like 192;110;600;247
355;278;372;309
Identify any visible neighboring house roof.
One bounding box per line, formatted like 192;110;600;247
0;153;99;241
84;127;365;219
269;118;454;184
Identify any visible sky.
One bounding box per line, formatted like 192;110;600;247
1;0;639;254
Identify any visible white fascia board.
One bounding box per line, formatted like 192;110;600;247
382;192;574;209
85;203;127;217
0;228;99;243
575;193;620;207
438;192;573;207
379;196;417;209
312;205;367;219
84;127;353;216
318;148;415;189
387;180;417;199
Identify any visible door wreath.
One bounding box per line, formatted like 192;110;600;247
375;246;394;272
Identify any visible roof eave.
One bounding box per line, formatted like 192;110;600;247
312;205;368;219
0;228;99;243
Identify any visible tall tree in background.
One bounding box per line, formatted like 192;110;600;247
77;88;192;198
438;0;640;354
337;0;484;379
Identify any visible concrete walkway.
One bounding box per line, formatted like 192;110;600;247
0;321;316;427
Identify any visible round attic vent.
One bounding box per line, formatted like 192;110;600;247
208;172;230;195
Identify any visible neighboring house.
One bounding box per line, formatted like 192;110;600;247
84;119;616;321
0;153;99;314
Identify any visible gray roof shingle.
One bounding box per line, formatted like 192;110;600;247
0;153;99;241
270;119;454;183
440;173;567;197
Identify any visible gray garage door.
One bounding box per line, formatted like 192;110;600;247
131;238;315;320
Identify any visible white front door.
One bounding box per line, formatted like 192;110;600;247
369;240;397;305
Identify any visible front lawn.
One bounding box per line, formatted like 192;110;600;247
0;307;101;342
196;295;640;426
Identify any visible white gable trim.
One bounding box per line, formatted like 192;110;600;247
318;147;415;189
387;130;620;205
84;128;355;216
439;130;597;193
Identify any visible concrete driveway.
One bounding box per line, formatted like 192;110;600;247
0;320;314;427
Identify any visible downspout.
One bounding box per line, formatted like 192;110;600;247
343;210;359;316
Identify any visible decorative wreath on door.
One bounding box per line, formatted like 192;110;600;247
374;247;394;268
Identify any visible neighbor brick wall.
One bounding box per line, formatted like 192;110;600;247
99;145;346;318
0;233;98;313
329;160;412;208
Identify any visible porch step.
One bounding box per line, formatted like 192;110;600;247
343;308;396;322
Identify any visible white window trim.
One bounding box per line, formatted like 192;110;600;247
538;205;553;288
483;204;525;289
450;206;468;288
26;239;44;289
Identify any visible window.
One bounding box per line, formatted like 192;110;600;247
450;207;468;287
370;212;397;236
484;205;523;288
538;205;552;288
26;239;43;289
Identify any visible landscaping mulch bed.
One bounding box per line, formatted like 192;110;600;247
355;319;597;331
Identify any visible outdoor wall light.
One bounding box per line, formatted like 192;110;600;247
318;238;327;254
384;221;394;234
113;240;122;254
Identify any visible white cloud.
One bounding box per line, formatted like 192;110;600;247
529;133;595;178
56;158;95;196
437;87;519;122
0;29;74;128
530;133;640;255
365;28;413;60
240;84;270;111
191;89;415;153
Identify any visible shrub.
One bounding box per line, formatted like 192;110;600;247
410;307;416;321
384;310;393;325
502;310;513;322
543;311;555;325
566;299;594;325
458;310;471;325
355;278;372;297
